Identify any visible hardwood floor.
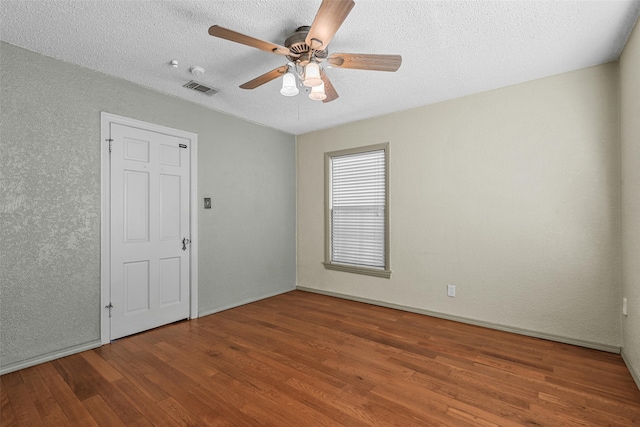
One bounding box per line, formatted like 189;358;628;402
2;290;639;426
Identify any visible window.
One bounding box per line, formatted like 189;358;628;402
324;143;390;278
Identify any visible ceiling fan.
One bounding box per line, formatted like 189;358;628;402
208;0;402;103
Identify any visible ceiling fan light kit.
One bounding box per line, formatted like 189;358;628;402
302;61;323;87
280;72;299;96
309;83;327;101
208;0;401;104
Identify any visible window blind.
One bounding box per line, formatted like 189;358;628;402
330;149;386;269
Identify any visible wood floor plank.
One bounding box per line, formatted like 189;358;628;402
19;367;71;426
200;349;343;425
51;357;99;402
2;290;639;426
158;396;206;427
79;350;123;383
1;378;17;426
188;383;259;427
368;378;481;427
33;364;99;426
81;395;126;427
104;354;170;404
2;373;44;426
61;353;152;426
283;376;377;427
110;377;180;427
536;391;640;425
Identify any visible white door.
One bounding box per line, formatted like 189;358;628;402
109;123;190;340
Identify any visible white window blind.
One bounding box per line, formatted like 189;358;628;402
330;149;386;269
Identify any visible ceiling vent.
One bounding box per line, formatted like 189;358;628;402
183;80;218;96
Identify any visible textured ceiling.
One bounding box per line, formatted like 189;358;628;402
2;0;639;135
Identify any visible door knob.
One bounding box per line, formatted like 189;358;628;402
182;238;190;251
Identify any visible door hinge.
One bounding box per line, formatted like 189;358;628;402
105;302;114;317
106;139;113;152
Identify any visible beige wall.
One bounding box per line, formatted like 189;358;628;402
297;63;621;350
621;19;640;385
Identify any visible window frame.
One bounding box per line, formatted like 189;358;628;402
323;142;391;278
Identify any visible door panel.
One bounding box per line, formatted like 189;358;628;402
160;174;181;240
110;123;190;340
124;137;150;162
124;260;150;313
160;144;181;166
160;257;181;306
124;170;150;242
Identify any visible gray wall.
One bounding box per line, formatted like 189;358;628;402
297;63;622;351
620;18;640;386
0;42;296;369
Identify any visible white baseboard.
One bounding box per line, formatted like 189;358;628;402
0;340;102;376
198;287;295;318
3;288;624;380
621;349;640;391
1;288;294;376
296;286;621;354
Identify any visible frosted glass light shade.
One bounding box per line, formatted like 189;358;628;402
280;72;299;96
309;82;326;101
303;62;322;87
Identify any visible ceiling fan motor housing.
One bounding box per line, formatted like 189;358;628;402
285;26;328;64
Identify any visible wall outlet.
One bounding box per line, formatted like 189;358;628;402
622;298;628;316
447;284;456;297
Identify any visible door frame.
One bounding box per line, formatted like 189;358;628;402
100;112;199;344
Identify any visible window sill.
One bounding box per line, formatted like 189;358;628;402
323;262;391;279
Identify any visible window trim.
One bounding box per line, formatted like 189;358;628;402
324;142;391;279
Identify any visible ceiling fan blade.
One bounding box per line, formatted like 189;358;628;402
321;71;339;103
327;53;402;72
209;25;293;56
239;66;289;89
305;0;355;50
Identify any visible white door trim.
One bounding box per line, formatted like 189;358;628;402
100;112;198;344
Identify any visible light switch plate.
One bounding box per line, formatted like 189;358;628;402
204;198;211;209
447;284;456;297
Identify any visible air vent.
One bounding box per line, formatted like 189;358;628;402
183;80;218;96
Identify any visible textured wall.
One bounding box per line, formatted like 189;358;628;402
297;63;621;348
621;18;640;383
1;50;102;365
0;42;296;369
